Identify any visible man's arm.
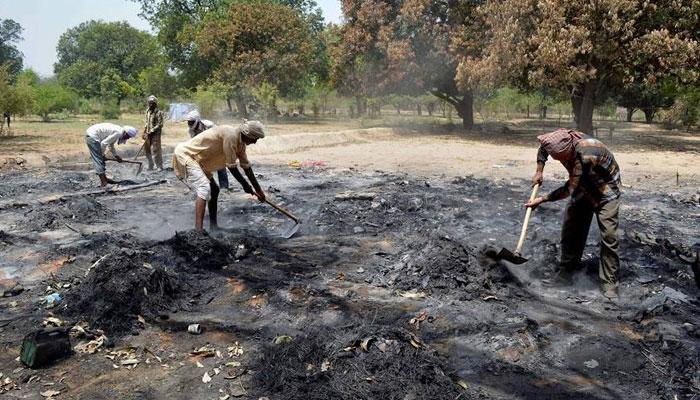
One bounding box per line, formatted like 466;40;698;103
102;132;122;160
532;145;549;186
229;166;253;194
526;158;582;208
243;167;265;202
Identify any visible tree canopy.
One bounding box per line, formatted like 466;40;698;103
458;0;700;133
195;1;316;100
0;19;24;77
55;20;162;102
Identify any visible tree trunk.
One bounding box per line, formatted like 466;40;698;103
455;91;474;129
626;107;635;122
571;81;597;134
235;98;248;118
526;104;530;119
417;104;422;116
540;106;547;119
427;103;434;116
642;107;654;123
226;97;233;113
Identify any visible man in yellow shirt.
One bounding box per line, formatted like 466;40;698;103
173;121;266;230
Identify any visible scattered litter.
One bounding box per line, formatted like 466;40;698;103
45;293;62;308
583;359;599;369
202;372;212;383
188;324;203;335
40;389;61;398
120;358;140;366
20;328;72;369
273;336;293;345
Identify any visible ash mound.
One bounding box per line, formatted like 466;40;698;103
255;326;469;400
388;236;511;298
63;248;183;334
23;197;112;230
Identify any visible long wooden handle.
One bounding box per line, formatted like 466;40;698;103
514;183;540;254
133;141;147;161
105;158;142;165
265;198;301;223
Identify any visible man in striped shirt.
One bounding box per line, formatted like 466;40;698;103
526;128;621;299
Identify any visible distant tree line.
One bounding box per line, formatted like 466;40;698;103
1;0;699;132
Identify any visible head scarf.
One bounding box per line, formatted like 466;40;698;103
185;110;201;123
147;95;158;104
241;120;265;140
537;128;583;160
119;126;138;144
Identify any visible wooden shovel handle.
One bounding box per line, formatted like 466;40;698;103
105;158;142;165
265;198;301;224
514;183;540;254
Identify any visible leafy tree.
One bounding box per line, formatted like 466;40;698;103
132;0;328;89
32;81;78;122
459;0;699;134
252;82;280;118
0;19;24;77
616;83;674;123
55;20;161;100
138;65;178;99
195;1;315;113
0;66;34;133
331;0;482;128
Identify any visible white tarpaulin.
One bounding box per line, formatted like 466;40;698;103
168;103;198;121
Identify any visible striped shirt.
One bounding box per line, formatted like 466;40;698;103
538;135;621;206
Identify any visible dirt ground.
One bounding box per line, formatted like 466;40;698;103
0;118;699;399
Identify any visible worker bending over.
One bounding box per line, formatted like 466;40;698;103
185;110;228;189
173;121;266;230
85;122;137;188
526;128;621;299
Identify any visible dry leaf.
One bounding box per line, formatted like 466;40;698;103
202;372;212;383
360;337;375;352
40;389;61;397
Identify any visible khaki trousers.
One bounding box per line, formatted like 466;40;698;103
560;197;620;286
144;132;163;169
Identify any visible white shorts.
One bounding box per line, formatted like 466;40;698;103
178;154;211;201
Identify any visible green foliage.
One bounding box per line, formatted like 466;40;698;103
55;20;161;100
100;103;121;119
657;86;700;129
252;82;279;117
138;65;178;99
192;82;228;117
32;82;78;121
196;1;315;99
0;19;24;77
0;66;34;120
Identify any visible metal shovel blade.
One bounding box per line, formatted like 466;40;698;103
135;162;143;176
282;222;301;239
496;248;528;264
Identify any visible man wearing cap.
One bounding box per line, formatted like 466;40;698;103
143;95;164;171
85;122;138;188
185;110;229;189
173;120;266;230
526;128;621;299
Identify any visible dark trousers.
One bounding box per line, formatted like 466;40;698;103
144;132;163;169
561;197;620;286
216;169;229;189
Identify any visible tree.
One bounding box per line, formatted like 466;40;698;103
32;82;78;121
331;0;482;128
133;0;328;89
138;65;178;99
0;66;34;133
55;21;161;100
459;0;699;134
195;1;315;115
0;19;24;77
616;83;674;123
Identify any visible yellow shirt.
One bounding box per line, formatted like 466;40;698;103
173;125;250;179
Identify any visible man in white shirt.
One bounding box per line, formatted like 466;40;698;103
85;123;138;187
185;111;228;189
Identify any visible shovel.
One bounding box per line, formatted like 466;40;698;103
106;157;143;176
263;197;302;239
496;183;540;264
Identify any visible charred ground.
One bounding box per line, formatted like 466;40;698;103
0;159;698;399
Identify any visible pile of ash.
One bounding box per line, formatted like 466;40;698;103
22;196;112;230
254;326;472;400
63;248;183;334
384;235;511;299
165;230;236;269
